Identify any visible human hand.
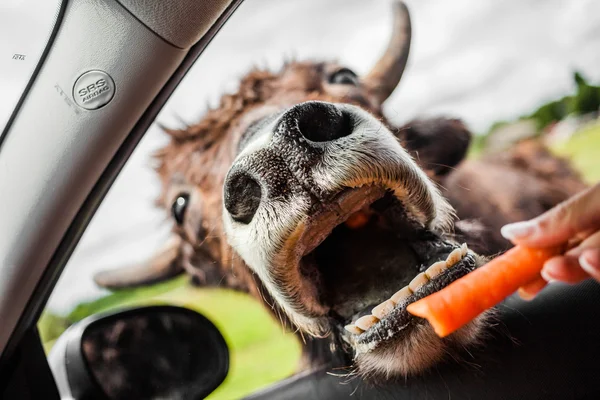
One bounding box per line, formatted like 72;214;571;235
500;182;600;298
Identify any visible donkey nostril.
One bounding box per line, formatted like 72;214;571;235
224;172;262;224
295;101;352;142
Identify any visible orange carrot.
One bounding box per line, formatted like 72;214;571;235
406;245;563;337
345;210;371;229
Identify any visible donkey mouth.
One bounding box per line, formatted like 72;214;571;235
295;185;477;352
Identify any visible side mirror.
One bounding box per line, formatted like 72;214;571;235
49;305;229;400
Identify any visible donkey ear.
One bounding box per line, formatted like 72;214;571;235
398;117;472;177
94;235;183;289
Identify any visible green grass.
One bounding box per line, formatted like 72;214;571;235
467;132;488;159
550;122;600;184
39;277;301;400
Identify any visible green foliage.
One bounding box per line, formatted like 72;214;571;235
570;71;600;116
486;120;511;134
550;122;600;184
484;71;600;138
524;97;570;130
467;133;488;159
523;71;600;131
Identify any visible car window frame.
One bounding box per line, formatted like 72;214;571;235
0;0;245;385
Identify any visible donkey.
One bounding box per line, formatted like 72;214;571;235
94;1;586;378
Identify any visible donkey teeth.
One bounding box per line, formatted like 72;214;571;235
446;247;463;266
345;243;472;336
461;243;469;257
347;296;405;335
425;243;469;279
391;286;413;304
408;272;429;292
355;315;380;331
424;261;448;279
371;299;396;319
344;324;364;335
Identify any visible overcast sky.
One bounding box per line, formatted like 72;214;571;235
47;0;600;313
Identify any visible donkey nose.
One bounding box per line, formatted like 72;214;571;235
224;172;262;224
285;101;352;142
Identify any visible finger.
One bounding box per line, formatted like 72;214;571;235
579;248;600;281
565;228;597;250
518;274;548;300
540;255;590;284
565;231;600;257
500;183;600;247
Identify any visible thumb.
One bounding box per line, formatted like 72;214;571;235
500;183;600;248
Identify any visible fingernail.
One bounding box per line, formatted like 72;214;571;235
517;288;535;301
540;268;558;283
579;253;599;275
566;247;582;257
501;221;535;241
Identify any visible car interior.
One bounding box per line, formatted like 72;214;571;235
0;1;599;399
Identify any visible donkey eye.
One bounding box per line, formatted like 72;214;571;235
171;193;190;225
328;68;359;86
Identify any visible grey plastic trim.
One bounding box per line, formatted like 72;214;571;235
0;0;64;144
116;0;234;49
0;0;187;356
